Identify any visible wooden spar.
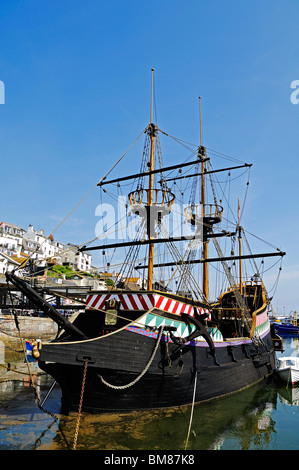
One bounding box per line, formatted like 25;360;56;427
98;156;210;187
80;230;234;253
147;68;155;290
134;250;286;270
160;163;252;183
200;97;209;300
5;272;88;340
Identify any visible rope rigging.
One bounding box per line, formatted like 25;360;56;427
4;121;285;331
1;77;288;450
11;127;148;275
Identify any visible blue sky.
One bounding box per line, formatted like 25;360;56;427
0;0;298;313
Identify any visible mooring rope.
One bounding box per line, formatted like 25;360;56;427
13;128;147;274
184;371;198;450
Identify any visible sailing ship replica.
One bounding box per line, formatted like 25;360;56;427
6;71;285;413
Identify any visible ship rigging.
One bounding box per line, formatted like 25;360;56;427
5;70;285;414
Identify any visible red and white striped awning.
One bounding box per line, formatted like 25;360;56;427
86;292;210;319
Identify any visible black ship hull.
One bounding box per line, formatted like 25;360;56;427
4;84;285;417
38;320;276;414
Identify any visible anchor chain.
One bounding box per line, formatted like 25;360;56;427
73;357;89;450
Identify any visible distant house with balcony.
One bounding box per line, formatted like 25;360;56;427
63;243;92;272
0;222;24;257
0;222;23;237
0;222;94;275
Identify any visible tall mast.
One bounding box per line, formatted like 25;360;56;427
238;226;243;294
147;68;155;290
238;199;243;295
199;97;209;300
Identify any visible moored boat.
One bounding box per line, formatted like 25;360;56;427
5;71;286;414
275;357;299;385
272;322;299;335
271;313;299;335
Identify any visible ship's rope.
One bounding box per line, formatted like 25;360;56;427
160;223;209;304
184;371;198;450
165;238;205;300
97;326;164;390
12;127;147;274
5;280;59;420
0;361;47;379
26;289;157;338
116;219;147;284
21;221;147;280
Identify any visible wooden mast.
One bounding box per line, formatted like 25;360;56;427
200;97;209;300
238;198;243;295
147;68;155;290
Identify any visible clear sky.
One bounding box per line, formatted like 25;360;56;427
0;0;298;314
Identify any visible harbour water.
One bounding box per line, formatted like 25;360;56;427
0;334;299;451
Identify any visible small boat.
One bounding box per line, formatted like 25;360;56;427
271;317;299;335
272;322;299;335
278;383;299;406
276;357;299;384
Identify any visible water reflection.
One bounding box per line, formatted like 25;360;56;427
51;382;277;450
1;336;299;450
212;385;277;450
278;385;299;406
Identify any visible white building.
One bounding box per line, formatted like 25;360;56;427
0;222;23;237
0;252;21;274
0;222;23;257
0;223;93;273
24;225;58;261
64;244;92;272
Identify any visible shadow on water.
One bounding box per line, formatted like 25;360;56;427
1;335;299;450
